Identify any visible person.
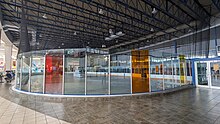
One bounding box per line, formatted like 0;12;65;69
5;71;12;83
0;72;3;83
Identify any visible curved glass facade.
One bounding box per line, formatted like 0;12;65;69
15;48;192;95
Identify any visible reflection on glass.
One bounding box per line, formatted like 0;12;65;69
164;58;173;89
197;63;208;85
150;57;163;91
210;62;220;87
30;52;45;93
21;53;30;91
87;54;109;95
64;49;85;95
16;55;22;89
45;50;63;94
110;53;131;94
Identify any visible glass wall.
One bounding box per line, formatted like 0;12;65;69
15;49;193;96
64;49;85;95
21;53;31;91
110;53;131;94
150;57;163;91
16;54;22;89
132;50;150;93
30;51;45;93
86;53;109;95
45;50;63;94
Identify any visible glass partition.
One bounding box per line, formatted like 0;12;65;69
132;50;150;93
45;50;63;94
163;58;173;89
110;53;131;94
64;49;85;95
86;53;109;95
150;57;163;91
30;51;45;93
21;53;31;91
15;49;194;96
16;54;22;89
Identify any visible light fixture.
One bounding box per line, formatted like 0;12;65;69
109;29;113;35
146;40;149;42
74;31;77;35
116;31;125;36
105;31;125;41
99;9;104;14
58;46;61;48
61;43;64;45
102;44;106;48
150;28;154;32
105;37;112;41
42;14;47;19
152;8;157;14
110;34;119;39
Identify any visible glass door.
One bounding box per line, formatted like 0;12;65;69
196;62;209;87
210;61;220;88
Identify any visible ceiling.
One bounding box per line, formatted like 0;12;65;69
0;0;219;53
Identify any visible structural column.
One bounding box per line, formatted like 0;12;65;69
4;44;12;70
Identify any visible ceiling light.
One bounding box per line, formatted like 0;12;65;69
58;46;61;48
42;14;47;19
110;34;119;39
74;31;77;35
102;44;106;48
150;28;154;32
152;8;157;14
61;43;64;45
109;29;113;35
105;37;112;41
116;31;125;36
99;9;104;14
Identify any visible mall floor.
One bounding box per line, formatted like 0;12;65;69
0;82;220;124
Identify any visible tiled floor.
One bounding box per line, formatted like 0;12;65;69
1;82;220;123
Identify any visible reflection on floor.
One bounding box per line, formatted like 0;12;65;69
1;81;220;123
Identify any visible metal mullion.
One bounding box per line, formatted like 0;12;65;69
85;52;87;95
108;54;111;95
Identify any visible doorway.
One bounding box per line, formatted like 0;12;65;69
195;60;220;89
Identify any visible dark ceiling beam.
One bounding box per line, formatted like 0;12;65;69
212;0;220;12
28;0;147;36
179;0;211;26
142;0;195;30
86;0;184;36
56;0;151;34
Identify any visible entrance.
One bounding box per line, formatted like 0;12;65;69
195;60;220;89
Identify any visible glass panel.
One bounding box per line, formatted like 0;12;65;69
64;49;85;95
210;62;220;87
172;58;181;88
21;53;31;91
110;53;131;94
45;50;63;94
132;50;149;93
164;58;173;89
197;62;208;85
87;54;109;95
150;57;163;91
30;51;45;93
16;54;22;89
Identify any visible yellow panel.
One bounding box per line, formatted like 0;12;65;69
132;50;149;93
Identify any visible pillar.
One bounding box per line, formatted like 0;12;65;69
5;44;12;70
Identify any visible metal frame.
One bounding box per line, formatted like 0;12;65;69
0;0;212;52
